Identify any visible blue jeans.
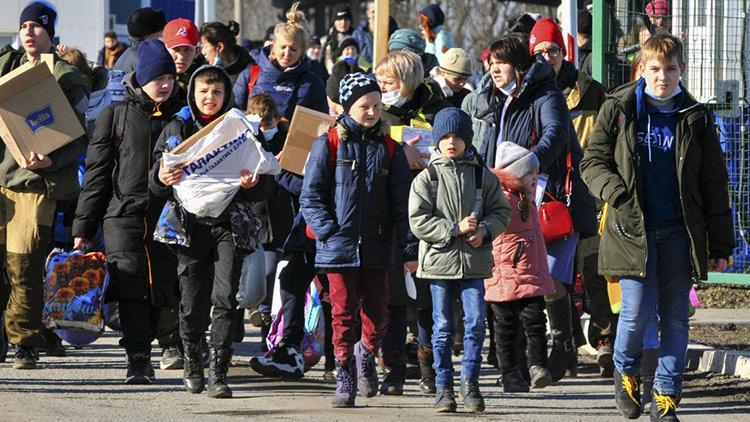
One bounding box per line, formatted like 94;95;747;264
614;227;693;396
430;279;486;387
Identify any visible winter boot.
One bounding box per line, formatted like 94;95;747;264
502;370;530;393
546;295;578;382
207;348;233;398
125;352;155;384
41;327;66;357
249;341;304;379
354;341;378;397
434;386;457;413
597;337;615;378
529;365;552;389
182;340;205;393
650;390;680;421
332;359;357;408
160;341;184;370
12;345;38;369
641;348;659;413
614;369;642;419
379;349;406;395
417;344;436;394
460;378;485;413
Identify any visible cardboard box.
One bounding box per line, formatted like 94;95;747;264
0;54;85;167
280;106;336;175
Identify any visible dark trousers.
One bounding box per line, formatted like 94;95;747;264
381;304;408;370
490;296;547;375
278;252;316;346
327;268;389;363
177;222;244;349
576;235;618;347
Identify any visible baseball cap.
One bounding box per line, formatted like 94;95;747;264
163;18;199;49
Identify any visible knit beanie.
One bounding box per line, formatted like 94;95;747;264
432;107;473;148
136;39;176;87
439;48;472;77
419;5;445;29
127;7;166;39
646;0;670;18
326;60;364;103
337;36;359;57
339;72;381;114
333;4;352;22
388;29;426;54
20;2;57;40
529;18;566;56
495;142;540;178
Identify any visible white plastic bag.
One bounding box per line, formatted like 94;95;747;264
404;271;417;300
236;245;266;309
271;260;289;317
162;108;281;218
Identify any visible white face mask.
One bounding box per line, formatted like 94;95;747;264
261;126;279;140
644;83;682;101
499;79;516;96
381;89;407;107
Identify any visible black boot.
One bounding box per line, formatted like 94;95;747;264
183;340;205;394
650;390;680;421
41;327;66;357
460;378;485;413
379;350;406;395
207;348;232;398
546;295;578;382
125;352;155;384
614;369;642;419
641;348;659;413
417;344;436;394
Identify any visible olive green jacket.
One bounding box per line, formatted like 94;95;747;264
0;46;89;200
580;81;734;280
409;151;511;280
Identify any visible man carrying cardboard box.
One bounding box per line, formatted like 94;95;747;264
0;2;90;369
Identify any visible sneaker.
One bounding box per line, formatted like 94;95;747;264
597;338;614;378
12;345;38;369
502;370;529;393
249;343;304;379
332;359;357;408
41;328;66;357
434;386;457;413
354;341;378;398
160;343;184;370
323;369;336;382
126;353;155;385
248;309;263;327
614;370;641;419
650;391;680;421
529;365;552;389
460;378;485;413
379;368;405;395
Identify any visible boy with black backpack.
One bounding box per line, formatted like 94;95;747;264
408;107;509;413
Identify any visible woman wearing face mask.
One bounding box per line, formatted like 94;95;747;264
232;2;327;116
463;33;596;386
200;20;253;87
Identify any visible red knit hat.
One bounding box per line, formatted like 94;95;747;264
528;18;566;56
646;0;669;18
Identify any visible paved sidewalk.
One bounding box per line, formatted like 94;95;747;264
690;308;750;326
1;326;749;421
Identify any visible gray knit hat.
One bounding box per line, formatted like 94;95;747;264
495;142;540;178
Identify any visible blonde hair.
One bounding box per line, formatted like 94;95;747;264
639;33;684;66
375;50;424;97
271;1;309;57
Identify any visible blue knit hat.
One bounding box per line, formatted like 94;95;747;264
420;4;445;29
432;107;473;148
388;29;426;54
20;2;57;40
136;39;176;87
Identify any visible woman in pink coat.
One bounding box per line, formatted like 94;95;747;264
485;142;555;393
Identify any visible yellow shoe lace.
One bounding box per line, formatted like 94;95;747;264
622;374;640;404
654;393;677;417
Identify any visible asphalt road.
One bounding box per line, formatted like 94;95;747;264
1;327;748;421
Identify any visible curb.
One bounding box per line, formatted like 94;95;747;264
686;343;750;379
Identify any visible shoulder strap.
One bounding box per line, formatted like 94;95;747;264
427;164;439;213
384;134;395;159
246;65;261;98
327;126;339;164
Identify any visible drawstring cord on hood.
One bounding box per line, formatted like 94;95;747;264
152;103;163;117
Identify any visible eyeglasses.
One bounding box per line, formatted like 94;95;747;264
534;46;562;58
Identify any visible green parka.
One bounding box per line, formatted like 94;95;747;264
580;81;734;280
409;150;510;280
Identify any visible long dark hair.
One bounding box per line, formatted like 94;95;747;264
200;20;240;48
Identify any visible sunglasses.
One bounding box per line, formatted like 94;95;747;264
535;46;562;58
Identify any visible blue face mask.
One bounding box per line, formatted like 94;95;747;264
343;56;358;65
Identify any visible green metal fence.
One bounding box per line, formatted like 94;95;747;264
592;0;750;286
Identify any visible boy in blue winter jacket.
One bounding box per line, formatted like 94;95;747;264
300;72;415;408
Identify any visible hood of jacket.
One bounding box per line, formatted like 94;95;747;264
634;77;690;118
177;64;236;128
607;79;700;121
253;44;313;83
517;56;558;99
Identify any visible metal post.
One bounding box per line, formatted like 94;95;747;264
592;0;608;85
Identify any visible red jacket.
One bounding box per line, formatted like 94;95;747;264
485;169;554;302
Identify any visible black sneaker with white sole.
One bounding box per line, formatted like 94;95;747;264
126;353;155;385
160;343;184;370
249;343;304;379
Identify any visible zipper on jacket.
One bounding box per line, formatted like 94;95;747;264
625;117;648;277
675;115;698;278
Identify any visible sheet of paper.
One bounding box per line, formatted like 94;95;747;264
535;173;549;207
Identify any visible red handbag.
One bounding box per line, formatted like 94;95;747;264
538;151;574;242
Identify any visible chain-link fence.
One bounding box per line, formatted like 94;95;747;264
599;0;750;273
